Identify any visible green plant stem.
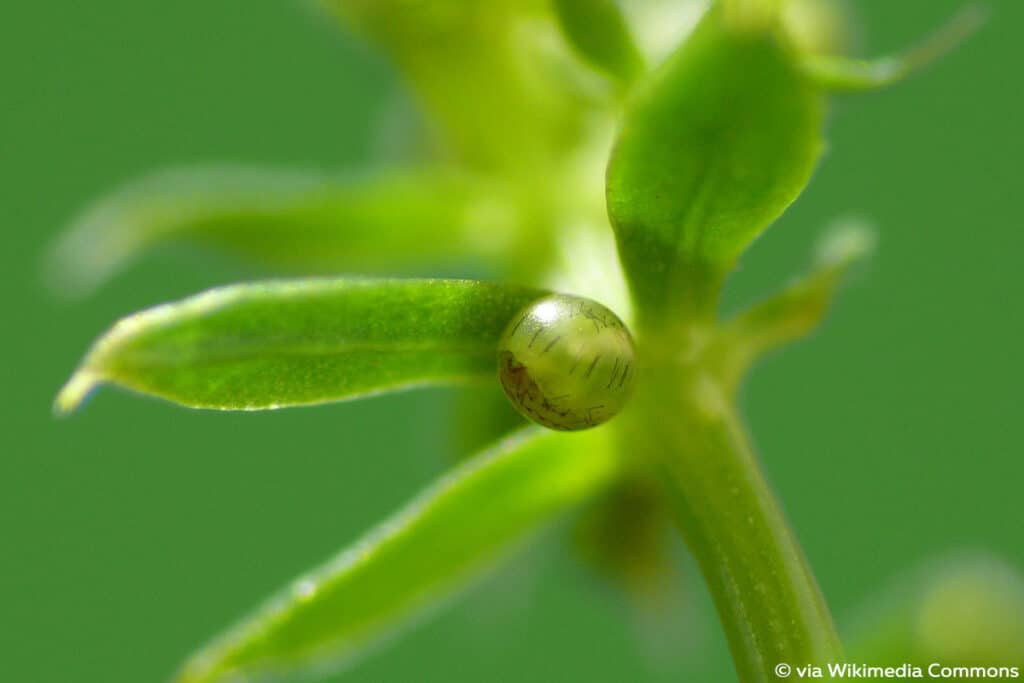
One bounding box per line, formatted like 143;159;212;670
631;361;843;681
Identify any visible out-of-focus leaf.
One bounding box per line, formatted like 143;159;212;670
606;7;824;322
846;554;1024;670
573;474;675;592
716;220;875;389
56;279;545;413
175;426;620;683
323;1;588;172
801;5;986;92
47;166;519;297
553;0;644;85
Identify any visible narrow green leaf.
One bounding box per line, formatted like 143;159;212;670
717;220;875;389
553;0;644;86
175;426;620;683
606;7;825;321
801;5;986;92
56;279;545;413
47;166;518;297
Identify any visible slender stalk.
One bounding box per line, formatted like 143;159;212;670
630;360;843;681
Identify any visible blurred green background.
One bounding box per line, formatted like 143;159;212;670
3;1;1021;681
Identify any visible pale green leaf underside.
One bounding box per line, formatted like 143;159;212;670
47;166;517;297
607;8;824;318
57;279;545;413
175;426;619;683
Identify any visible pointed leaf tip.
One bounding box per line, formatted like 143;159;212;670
54;371;100;416
813;219;877;270
802;4;987;93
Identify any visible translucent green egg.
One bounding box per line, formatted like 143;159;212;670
497;294;636;431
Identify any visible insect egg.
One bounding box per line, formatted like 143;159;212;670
497;294;636;431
